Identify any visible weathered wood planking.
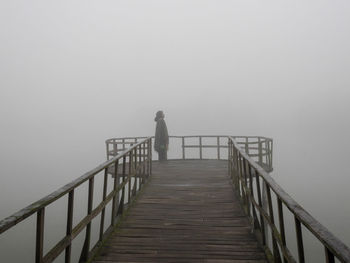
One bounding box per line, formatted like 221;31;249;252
92;160;267;263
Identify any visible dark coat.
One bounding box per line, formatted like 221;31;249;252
154;118;169;152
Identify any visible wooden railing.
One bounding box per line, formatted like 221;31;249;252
0;137;152;263
106;135;273;172
228;136;350;263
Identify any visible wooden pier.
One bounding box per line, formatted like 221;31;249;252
1;135;350;263
93;160;267;263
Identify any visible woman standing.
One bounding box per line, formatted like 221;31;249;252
154;110;169;161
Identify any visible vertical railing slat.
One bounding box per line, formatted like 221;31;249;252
243;159;250;217
228;139;231;177
106;141;110;160
128;152;132;203
234;148;239;188
113;141;117;159
277;197;287;263
266;183;282;262
99;168;108;241
248;165;260;231
132;148;137;196
182;137;185;160
270;140;273;169
325;246;335;263
79;177;94;262
149;138;152;175
217;136;220;160
111;160;119;226
245;137;249;155
295;216;305;263
237;152;244;200
119;156;127;215
142;143;146;184
255;171;266;246
258;137;263;165
65;190;74;263
139;144;142;190
35;208;45;263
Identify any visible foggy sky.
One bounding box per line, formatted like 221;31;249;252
1;0;350;247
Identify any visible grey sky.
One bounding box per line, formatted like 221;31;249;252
1;0;350;254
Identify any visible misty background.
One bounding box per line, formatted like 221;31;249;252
1;0;350;261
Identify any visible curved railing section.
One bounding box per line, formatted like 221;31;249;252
0;137;152;263
106;135;273;172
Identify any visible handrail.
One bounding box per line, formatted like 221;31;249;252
106;135;273;172
0;137;153;263
228;136;350;263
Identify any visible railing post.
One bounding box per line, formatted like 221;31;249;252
99;168;108;241
277;198;287;263
295;216;305;263
228;139;231;177
245;137;249;155
262;176;269;246
238;153;245;204
79;177;94;262
149;138;152;175
35;208;45;263
265;139;269;168
142;143;145;183
119;156;127;215
217;136;220;159
106;141;110;160
255;172;266;246
258;137;263;165
145;141;149;177
132;148;137;196
243;159;250;217
325;246;335;263
111;160;119;225
199;136;202;159
266;183;282;262
113;141;117;158
65;190;74;263
128;151;132;203
248;166;260;231
270;140;273;169
233;148;239;188
182;137;185;160
139;144;142;189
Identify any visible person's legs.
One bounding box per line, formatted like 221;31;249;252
158;150;167;161
157;150;162;161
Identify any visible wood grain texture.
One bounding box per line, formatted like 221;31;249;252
92;160;267;263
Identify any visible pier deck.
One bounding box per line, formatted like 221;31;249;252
92;160;267;263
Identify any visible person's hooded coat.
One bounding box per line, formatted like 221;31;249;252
154;116;169;152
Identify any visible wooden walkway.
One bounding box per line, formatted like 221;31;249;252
92;160;267;263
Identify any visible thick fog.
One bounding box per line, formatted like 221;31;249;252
1;0;350;261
